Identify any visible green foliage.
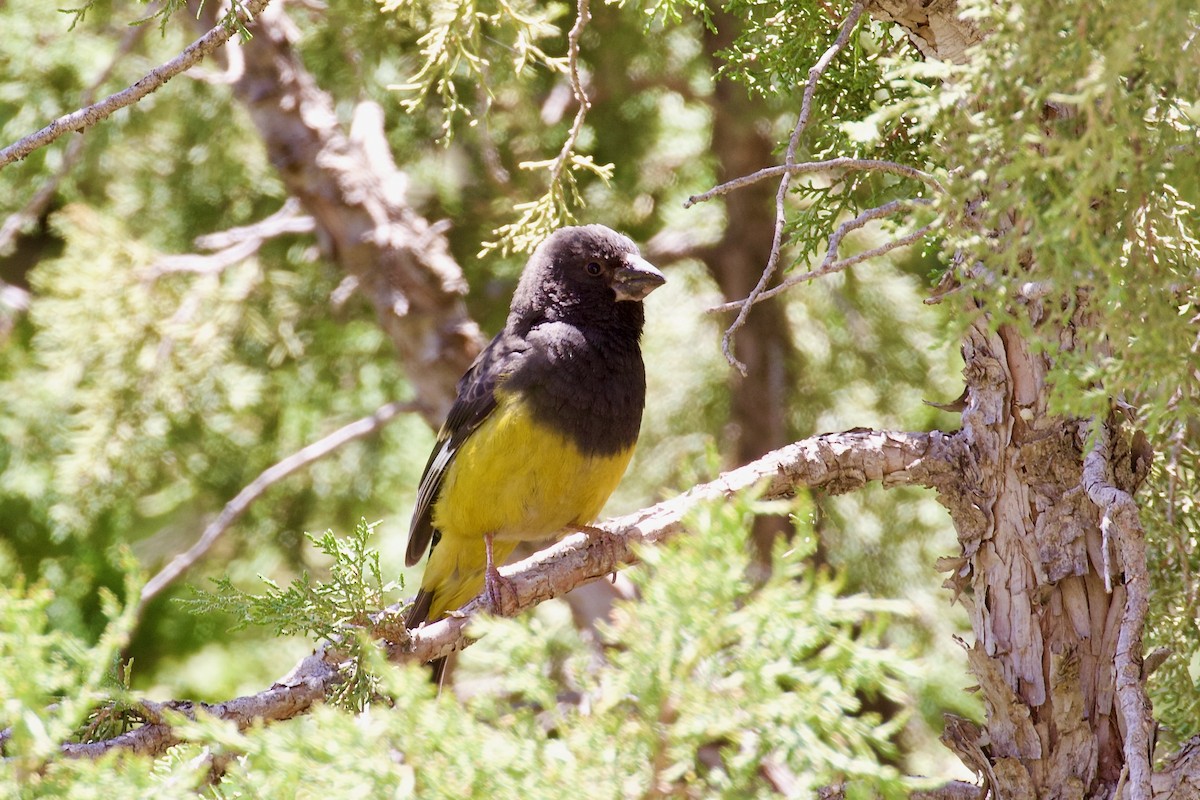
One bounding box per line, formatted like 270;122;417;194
871;0;1200;737
0;564;139;775
185;519;404;710
456;498;921;799
380;0;565;137
1143;439;1200;747
900;0;1200;431
61;0;196;35
11;0;1198;788
0;501;939;797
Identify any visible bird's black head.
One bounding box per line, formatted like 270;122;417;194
509;225;665;328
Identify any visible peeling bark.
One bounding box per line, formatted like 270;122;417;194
865;0;983;64
932;296;1143;798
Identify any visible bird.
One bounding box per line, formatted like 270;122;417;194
403;224;665;684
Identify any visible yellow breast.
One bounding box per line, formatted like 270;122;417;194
432;389;635;543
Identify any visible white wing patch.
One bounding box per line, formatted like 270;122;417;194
410;436;457;536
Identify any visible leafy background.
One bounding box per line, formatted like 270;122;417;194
1;0;1196;794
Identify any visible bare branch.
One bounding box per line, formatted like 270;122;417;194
910;780;985;800
684;157;944;209
0;0;273;171
137;401;418;611
73;428;964;758
549;0;594;190
59;653;340;758
717;1;867;375
0;280;30;313
1081;418;1154;800
142;237;267;279
400;428;960;666
0;279;32;343
139;199;315;280
193;197;314;251
708;208;938;314
642;226;715;266
0;15;155;253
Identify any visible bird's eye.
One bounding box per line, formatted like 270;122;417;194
585;262;603;276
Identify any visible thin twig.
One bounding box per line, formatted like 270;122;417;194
684;157;944;208
143;238;267;279
549;0;592;189
709;210;938;315
0;0;272;170
482;0;597;254
718;1;867;374
139;199;314;279
0;14;156;252
137;400;417;611
1081;418;1154;800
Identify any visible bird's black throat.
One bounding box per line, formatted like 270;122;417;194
512;305;648;457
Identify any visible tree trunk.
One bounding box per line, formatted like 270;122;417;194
937;307;1147;796
865;2;1176;795
206;4;483;425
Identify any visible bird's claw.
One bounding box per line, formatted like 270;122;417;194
484;565;518;617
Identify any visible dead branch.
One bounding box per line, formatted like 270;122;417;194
137;401;419;611
0;10;156;254
715;1;867;375
66;428;962;759
683;157;944;209
1082;418;1154;800
140;199;315;280
0;0;272;170
192;197;314;251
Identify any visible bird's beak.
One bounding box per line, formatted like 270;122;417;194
613;254;666;302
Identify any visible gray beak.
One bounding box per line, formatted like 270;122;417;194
613;254;666;302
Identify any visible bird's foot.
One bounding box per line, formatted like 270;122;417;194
484;564;518;617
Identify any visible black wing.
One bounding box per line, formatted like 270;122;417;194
404;331;528;567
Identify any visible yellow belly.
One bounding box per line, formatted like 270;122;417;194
420;390;635;619
434;391;633;541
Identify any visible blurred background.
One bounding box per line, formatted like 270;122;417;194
1;0;982;778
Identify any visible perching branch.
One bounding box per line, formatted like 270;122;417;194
713;1;867;375
1081;418;1154;800
137;401;418;612
0;0;272;170
398;427;962;664
708;200;938;314
70;428;965;759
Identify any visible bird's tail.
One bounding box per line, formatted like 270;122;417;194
405;536;521;686
404;587;449;686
